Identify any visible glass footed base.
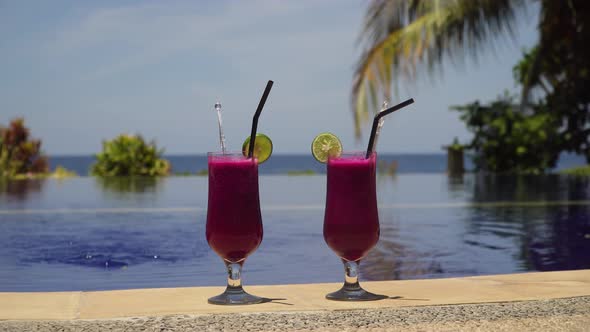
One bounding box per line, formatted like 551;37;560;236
208;285;265;305
326;284;387;301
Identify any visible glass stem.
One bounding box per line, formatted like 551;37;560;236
342;260;362;291
225;261;244;292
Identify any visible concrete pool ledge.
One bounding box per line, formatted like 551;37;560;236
1;270;589;321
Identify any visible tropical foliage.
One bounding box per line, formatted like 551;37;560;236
355;0;590;171
453;94;560;173
353;0;527;136
560;165;590;176
91;134;170;177
0;118;49;178
518;1;590;160
51;166;78;179
446;137;464;152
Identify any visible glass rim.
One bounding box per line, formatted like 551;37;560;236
207;151;258;163
328;151;376;159
207;151;249;156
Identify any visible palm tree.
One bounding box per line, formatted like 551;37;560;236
351;0;580;138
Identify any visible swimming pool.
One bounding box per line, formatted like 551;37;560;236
0;175;589;291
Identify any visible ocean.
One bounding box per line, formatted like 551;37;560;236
49;153;587;176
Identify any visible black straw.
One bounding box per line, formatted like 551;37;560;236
248;80;274;158
365;98;414;159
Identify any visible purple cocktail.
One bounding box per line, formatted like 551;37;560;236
323;151;386;301
324;152;379;261
205;80;274;305
206;152;264;305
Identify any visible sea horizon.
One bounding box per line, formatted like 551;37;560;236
48;152;452;157
45;153;587;176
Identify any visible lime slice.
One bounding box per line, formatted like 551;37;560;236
242;133;273;163
311;132;342;163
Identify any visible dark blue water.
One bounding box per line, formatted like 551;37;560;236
49;153;587;175
0;174;589;292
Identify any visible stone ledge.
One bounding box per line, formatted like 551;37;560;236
1;270;589;320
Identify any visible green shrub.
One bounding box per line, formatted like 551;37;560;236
447;137;465;152
453;94;560;174
0;118;49;178
91;134;170;177
173;171;194;176
287;170;316;176
51;166;78;179
560;165;590;176
6;166;77;180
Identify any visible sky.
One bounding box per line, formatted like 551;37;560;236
0;0;539;155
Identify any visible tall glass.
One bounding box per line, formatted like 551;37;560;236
206;152;264;305
323;151;386;301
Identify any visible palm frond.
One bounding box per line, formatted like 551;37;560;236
352;0;529;138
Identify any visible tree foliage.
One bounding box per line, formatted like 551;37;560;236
523;0;590;160
0;118;49;177
353;0;527;137
457;19;590;172
91;134;170;177
453;94;560;173
357;0;590;172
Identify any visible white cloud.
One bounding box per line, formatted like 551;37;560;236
45;0;345;80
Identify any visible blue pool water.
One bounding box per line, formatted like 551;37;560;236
0;174;589;292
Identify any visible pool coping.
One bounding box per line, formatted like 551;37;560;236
1;269;589;320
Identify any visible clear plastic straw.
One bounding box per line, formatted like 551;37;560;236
365;98;414;158
214;102;227;154
370;101;388;155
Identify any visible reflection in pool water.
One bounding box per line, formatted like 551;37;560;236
364;174;590;280
469;175;590;272
0;175;588;291
95;176;162;194
0;178;45;202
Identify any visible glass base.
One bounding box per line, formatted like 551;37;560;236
208;285;265;305
326;283;387;301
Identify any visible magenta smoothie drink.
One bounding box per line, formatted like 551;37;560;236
206;153;263;263
316;98;413;301
323;152;379;262
205;80;274;305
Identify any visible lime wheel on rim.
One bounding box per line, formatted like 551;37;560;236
242;133;273;163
